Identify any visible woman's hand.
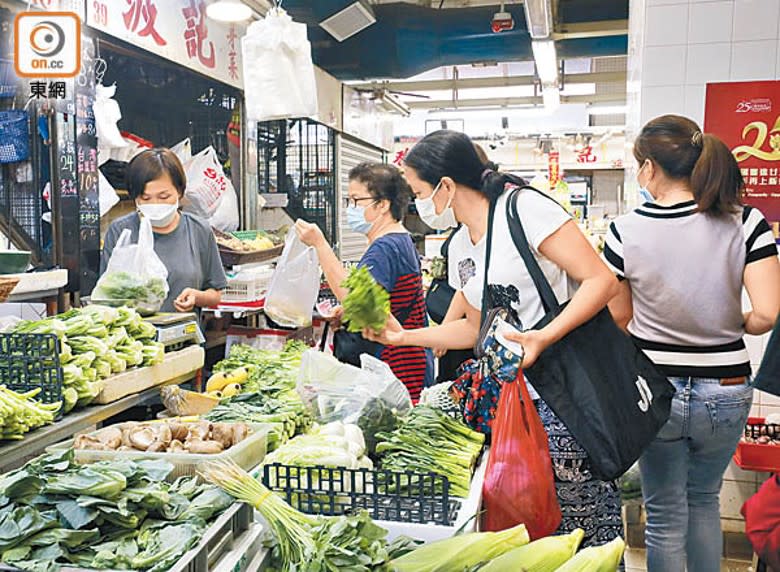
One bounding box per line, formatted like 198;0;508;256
503;329;553;368
363;313;406;346
295;219;326;249
433;347;448;358
327;306;345;330
174;288;200;312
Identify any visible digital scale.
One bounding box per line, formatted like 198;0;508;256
144;312;204;351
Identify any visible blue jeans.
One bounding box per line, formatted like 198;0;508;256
640;377;752;572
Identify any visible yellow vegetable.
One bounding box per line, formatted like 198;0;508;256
206;367;249;392
221;383;241;398
555;536;626;572
480;528;584;571
161;386;219;416
391;523;529;572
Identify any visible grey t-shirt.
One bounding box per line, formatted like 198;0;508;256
100;212;227;313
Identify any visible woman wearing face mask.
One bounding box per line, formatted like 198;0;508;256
100;148;227;313
606;115;780;572
295;162;433;401
365;131;623;548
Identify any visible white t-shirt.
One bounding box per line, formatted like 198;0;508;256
463;186;572;329
447;226;486;291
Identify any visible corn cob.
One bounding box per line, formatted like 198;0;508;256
480;528;584;571
555;536;626;572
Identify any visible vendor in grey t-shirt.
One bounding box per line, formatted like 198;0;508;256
100;148;227;314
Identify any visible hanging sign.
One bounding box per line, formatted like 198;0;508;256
84;0;243;89
704;80;780;237
548;151;561;187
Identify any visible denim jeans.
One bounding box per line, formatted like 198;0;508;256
639;377;752;572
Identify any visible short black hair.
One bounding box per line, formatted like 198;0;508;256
126;148;187;200
348;163;410;221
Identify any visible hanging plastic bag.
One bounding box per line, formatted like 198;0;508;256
182;146;238;231
91;217;169;315
264;228;320;328
241;9;318;121
170;137;192;164
481;374;562;539
94;83;127;166
98;170;120;217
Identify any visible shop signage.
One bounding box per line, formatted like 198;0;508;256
84;0;243;89
705;80;780;235
548;151;561;187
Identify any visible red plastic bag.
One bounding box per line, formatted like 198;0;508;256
481;373;562;538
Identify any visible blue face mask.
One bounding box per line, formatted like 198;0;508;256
639;187;654;204
347;205;372;234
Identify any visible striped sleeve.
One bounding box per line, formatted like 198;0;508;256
603;221;625;279
743;206;778;264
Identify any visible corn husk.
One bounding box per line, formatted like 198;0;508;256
480;528;584;571
556;536;626;572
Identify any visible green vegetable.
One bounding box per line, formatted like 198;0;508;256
0;387;61;441
341;266;390;333
357;397;401;457
141;341;165;367
91;271;167;312
375;406;485;497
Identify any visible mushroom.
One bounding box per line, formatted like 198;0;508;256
128;427;157;451
74;434;109;450
121;422;140;448
151;423;173;447
94;427;123;450
168;439;186;453
169;422;189;442
146;440;167;453
185;439;224;454
211;423;234;449
188;420;212;441
231;423;250;446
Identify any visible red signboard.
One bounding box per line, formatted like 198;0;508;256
704;81;780;237
548;151;561;187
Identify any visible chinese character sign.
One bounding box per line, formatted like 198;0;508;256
705;81;780;237
548;151;561;187
86;0;243;88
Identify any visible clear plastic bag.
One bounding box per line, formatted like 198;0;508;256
264;228;320;328
182;146;238;231
91;217;169;315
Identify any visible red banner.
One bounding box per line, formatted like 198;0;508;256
548;151;561;187
704;81;780;237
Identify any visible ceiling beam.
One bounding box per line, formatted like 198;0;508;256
351;70;626;91
553;20;629;40
406;92;626;109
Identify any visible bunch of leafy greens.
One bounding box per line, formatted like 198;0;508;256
341;266;390;333
0;450;234;572
91;271;167;314
212;340;308;396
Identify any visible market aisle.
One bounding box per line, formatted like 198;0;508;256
624;549;753;571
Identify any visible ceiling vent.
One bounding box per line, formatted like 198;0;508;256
320;2;376;42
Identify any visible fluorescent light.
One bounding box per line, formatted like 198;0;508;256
542;85;560;110
206;0;253;22
588;105;627;116
523;0;553;39
532;40;559;84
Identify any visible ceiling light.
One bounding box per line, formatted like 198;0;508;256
206;0;253;22
320;2;376;42
588;105;627;116
542;85;560;110
523;0;553;39
532;40;559;84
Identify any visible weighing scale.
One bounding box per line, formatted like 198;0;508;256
144;312;204;351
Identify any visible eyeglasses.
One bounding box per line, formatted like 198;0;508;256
344;196;377;209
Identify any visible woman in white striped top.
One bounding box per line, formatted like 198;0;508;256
606;114;780;572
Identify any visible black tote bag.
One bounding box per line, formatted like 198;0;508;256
752;319;780;397
504;187;675;481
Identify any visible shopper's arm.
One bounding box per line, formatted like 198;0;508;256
744;255;780;335
295;220;349;300
366;302;481;350
434;290;470;357
503;220;618;367
608;280;633;331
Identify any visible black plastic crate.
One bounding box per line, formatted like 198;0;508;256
262;463;461;526
0;333;63;406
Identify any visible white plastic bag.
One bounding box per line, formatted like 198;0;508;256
94;83;127;166
170;137;192;164
264;228;319;328
241;9;318;121
98;170;120;217
182;146;238;231
91;217;169;315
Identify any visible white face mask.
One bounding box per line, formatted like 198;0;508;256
415;180;457;230
137;199;179;228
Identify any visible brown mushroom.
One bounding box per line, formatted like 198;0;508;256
188;420;212;441
74;434;107;450
231;423;250;446
120;422;140;448
129;427;156;451
146;440;168;453
211;423;234;449
151;423;173;447
185;439;224;454
94;427;123;450
168;439;186;453
168;422;189;442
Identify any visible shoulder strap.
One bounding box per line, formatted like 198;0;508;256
440;224;461;259
480;197;498;325
505;187;561;314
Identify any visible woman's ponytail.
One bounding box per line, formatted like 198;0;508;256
690;133;742;216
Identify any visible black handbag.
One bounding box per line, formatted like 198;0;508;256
753;319;780;397
333;304;414;367
425;227;460;325
503;187;675;481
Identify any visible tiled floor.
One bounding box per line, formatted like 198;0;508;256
625;549;754;572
